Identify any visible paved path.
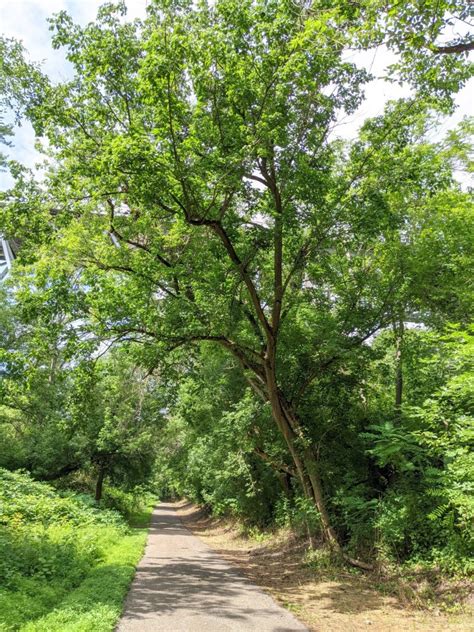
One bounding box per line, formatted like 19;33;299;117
117;503;308;632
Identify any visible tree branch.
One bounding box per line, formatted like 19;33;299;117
182;212;273;339
106;198;173;268
253;447;296;477
433;40;474;55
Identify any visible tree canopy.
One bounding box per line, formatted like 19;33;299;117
0;0;473;570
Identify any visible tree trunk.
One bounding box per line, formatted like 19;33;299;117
95;466;105;503
302;445;340;547
276;471;292;497
234;336;372;568
394;318;404;412
263;351;341;550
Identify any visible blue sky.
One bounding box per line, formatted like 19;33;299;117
0;0;472;189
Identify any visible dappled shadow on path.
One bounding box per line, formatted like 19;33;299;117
175;502;474;632
210;545;396;617
118;503;308;631
123;556;275;619
178;502;396;617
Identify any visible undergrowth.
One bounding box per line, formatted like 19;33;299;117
0;468;153;631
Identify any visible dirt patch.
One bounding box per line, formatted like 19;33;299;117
176;501;474;632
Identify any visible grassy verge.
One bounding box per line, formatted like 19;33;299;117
0;469;154;632
20;526;150;632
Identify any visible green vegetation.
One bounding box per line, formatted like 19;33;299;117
0;0;473;626
155;327;474;574
0;469;152;631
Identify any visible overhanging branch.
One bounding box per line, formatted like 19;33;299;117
433;40;474;55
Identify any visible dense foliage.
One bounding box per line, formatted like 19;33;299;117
0;287;161;501
0;0;472;590
0;468;151;631
154;327;474;572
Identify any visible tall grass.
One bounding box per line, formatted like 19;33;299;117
0;469;153;631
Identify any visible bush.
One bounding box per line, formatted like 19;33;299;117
101;485;155;521
0;468;151;631
0;469;124;529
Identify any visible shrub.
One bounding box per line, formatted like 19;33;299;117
0;468;150;631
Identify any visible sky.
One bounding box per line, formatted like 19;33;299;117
0;0;472;189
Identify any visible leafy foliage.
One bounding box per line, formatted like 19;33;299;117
0;468;151;631
0;0;472;608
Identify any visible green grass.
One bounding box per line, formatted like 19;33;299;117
20;529;149;632
0;469;153;632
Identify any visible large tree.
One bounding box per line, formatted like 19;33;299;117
1;0;472;562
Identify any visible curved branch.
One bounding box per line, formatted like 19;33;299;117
184;213;273;339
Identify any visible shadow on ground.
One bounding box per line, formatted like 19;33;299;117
118;503;307;631
177;501;473;632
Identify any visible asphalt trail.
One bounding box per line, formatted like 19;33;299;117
117;503;308;632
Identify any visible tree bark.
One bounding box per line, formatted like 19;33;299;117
433;41;474;55
95;465;105;503
394;318;404;412
276;471;292;497
263;338;342;550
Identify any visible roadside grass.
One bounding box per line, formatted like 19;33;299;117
0;469;153;632
20;528;149;632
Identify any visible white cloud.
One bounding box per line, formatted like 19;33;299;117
0;0;148;186
0;0;148;80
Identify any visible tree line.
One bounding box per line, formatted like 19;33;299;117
0;0;473;571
